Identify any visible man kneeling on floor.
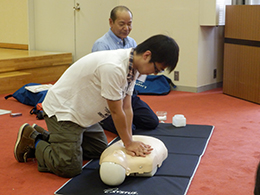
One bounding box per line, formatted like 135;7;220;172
13;34;179;178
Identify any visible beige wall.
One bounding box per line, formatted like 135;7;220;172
120;0;201;91
0;0;29;45
0;0;224;92
121;0;224;92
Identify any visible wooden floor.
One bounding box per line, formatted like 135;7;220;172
0;48;72;94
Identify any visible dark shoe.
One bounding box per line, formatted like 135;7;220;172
14;123;40;162
32;124;49;141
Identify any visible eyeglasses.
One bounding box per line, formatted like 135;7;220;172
153;62;164;74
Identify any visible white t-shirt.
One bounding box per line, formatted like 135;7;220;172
42;48;137;127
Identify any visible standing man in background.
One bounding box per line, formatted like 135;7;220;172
92;6;159;134
92;6;136;51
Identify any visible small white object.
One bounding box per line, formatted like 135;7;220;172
0;109;11;115
156;111;167;121
25;84;53;93
158;115;167;121
100;162;126;186
172;114;186;127
137;74;147;82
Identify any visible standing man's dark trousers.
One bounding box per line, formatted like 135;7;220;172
100;92;159;134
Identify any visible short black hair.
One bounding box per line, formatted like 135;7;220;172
110;6;133;22
135;35;179;73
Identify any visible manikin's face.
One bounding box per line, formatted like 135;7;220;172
109;10;133;40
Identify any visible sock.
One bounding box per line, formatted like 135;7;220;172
35;134;43;148
35;139;41;148
35;139;42;148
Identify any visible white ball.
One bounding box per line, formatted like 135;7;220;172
100;162;126;186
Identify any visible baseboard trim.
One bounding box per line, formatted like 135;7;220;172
0;43;28;50
173;82;223;93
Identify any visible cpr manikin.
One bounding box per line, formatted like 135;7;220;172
99;135;168;186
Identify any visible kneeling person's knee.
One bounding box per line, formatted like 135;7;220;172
54;161;82;178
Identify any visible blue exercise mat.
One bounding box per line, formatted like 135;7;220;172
55;123;214;195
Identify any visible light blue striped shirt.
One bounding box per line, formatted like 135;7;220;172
92;29;137;52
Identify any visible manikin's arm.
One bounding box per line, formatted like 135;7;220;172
106;96;152;157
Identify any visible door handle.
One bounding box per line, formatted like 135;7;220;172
73;3;80;11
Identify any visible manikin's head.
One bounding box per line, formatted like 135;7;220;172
109;6;133;40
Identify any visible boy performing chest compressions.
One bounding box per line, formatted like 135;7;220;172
14;34;179;178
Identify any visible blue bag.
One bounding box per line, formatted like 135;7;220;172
134;75;175;95
5;83;47;107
